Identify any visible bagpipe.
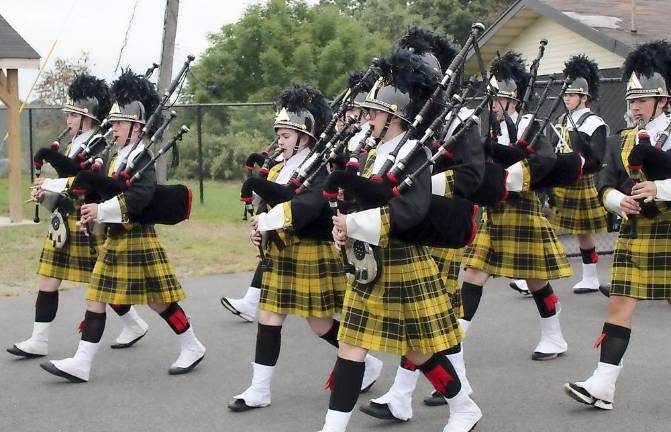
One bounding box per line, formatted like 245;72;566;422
32;64;162;223
321;24;488;283
238;59;382;218
114;55;195;177
622;118;671;231
477;76;601;205
71;125;192;225
69;55;196;226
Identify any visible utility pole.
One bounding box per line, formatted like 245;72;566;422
155;0;179;183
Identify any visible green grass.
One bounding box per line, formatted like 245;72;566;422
0;177;257;296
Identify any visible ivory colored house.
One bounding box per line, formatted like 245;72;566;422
466;0;669;131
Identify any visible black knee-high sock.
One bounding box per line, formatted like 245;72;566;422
580;247;599;264
35;290;58;323
159;303;190;334
255;323;282;366
417;353;462;399
531;283;559;318
319;320;340;348
81;311;106;343
109;304;131;316
329;357;365;412
597;322;631;365
461;282;483;322
399;356;417;371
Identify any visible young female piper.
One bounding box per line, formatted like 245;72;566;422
9;74;148;359
461;52;572;361
228;84;382;413
550;54;610;294
320;49;480;432
40;70;205;382
565;40;671;410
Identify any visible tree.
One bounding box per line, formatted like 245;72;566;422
33;51;91;106
322;0;512;44
186;0;389;104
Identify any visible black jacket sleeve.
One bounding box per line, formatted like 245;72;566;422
388;147;431;233
122;150;156;215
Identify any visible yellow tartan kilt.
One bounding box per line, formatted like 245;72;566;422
429;246;463;313
552;174;608;234
464;192;572;280
260;237;346;318
338;239;462;356
86;224;184;305
37;211;102;283
611;209;671;300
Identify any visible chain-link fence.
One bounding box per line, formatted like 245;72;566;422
0;102;276;204
1;100;618;256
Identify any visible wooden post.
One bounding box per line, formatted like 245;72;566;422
155;0;179;184
3;69;23;222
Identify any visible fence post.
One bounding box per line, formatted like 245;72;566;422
28;108;34;182
197;104;204;204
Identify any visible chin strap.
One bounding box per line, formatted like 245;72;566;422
376;112;393;142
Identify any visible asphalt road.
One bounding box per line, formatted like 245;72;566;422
2;256;670;432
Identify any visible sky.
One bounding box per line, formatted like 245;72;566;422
1;0;265;100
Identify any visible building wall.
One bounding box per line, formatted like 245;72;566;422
505;15;625;74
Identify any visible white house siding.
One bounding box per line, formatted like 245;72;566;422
504;15;624;74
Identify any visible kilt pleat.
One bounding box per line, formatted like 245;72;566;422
338;239;462;356
611;210;671;300
37;211;102;283
429;246;463;312
260;237;346;318
86;225;184;305
552;174;608;234
464;192;572;280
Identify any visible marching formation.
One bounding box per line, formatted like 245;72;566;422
7;20;671;432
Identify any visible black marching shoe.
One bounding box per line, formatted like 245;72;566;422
423;390;448;406
228;398;261;412
39;362;87;383
599;285;610;298
508;281;530;296
359;402;403;421
7;345;46;358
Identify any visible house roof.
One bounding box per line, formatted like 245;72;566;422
0;13;40;60
474;0;669;64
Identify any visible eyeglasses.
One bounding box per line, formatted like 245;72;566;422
365;109;382;120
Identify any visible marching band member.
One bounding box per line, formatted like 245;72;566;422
461;52;572;362
359;27;484;418
228;84;382;413
550;55;610;294
565;40;671;410
220;69;376;323
40;70;205;382
8;74;148;359
320;49;480;432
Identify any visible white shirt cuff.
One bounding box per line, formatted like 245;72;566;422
346;208;381;246
431;173;446;196
654;179;671;201
97;196;123;223
257;204;286;231
505;161;524;192
41;178;68;193
604;189;626;214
